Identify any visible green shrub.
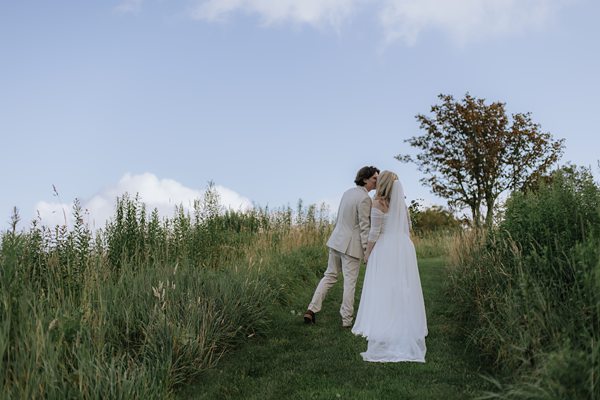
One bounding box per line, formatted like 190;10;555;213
409;201;463;235
448;167;600;400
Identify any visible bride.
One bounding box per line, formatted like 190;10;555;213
352;170;428;363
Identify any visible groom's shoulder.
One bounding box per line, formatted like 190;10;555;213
343;186;361;195
343;186;369;200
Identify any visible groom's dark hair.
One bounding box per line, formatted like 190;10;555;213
354;166;380;186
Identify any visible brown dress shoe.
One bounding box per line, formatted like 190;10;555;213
303;310;316;324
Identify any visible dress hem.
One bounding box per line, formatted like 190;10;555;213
361;353;426;363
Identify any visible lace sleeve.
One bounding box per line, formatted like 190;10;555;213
367;207;385;243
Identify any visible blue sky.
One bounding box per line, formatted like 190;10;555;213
1;0;599;228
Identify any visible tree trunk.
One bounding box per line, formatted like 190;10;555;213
485;197;495;228
471;204;481;227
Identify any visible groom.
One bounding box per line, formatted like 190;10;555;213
304;166;379;327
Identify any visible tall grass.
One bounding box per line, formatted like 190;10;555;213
413;229;457;259
447;167;600;399
0;189;331;399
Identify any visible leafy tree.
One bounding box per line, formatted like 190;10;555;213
397;93;565;227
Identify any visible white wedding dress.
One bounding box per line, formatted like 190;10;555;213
352;180;428;362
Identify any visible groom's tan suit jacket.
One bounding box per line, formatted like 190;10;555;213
326;186;372;260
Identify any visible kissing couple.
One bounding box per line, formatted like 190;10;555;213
303;166;428;363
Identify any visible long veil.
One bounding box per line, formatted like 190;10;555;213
386;180;411;239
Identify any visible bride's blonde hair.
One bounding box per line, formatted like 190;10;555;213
375;171;399;207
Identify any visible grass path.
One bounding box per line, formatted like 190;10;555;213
180;256;491;399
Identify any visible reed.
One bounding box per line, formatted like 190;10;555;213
447;167;600;399
412;229;457;259
0;189;331;399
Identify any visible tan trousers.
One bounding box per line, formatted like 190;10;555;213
308;248;361;326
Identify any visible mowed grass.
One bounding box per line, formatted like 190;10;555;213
180;256;492;399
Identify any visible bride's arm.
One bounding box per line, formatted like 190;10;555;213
364;203;385;262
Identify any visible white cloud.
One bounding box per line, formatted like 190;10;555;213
115;0;144;15
35;201;72;228
379;0;561;46
35;173;253;229
191;0;361;30
189;0;567;45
